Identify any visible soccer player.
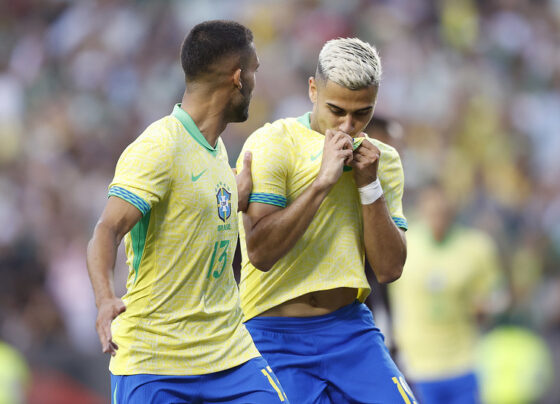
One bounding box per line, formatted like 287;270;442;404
86;20;288;403
388;183;506;404
237;38;416;403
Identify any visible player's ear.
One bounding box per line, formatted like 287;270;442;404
233;68;243;90
308;77;317;104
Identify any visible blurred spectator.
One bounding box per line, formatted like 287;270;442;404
476;325;554;404
388;183;508;403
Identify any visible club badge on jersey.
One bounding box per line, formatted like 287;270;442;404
216;185;232;222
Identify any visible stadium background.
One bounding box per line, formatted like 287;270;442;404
0;0;559;402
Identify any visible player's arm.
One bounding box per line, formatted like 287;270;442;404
473;235;510;322
243;130;353;271
351;140;406;283
86;196;142;356
234;151;253;212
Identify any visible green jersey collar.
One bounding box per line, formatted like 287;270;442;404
296;112;312;130
172;104;218;156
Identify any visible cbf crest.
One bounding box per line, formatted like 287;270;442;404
215;182;232;222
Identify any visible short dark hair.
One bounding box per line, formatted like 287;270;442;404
181;20;253;82
366;115;403;138
366;116;392;133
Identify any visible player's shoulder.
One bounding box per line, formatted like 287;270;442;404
145;115;179;140
245;117;299;148
132;115;172;140
364;136;403;179
131;116;178;148
252;116;300;138
116;117;177;166
364;136;401;161
455;225;496;249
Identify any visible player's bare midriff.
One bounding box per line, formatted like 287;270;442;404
259;287;358;317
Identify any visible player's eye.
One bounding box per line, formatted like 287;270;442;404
355;109;371;116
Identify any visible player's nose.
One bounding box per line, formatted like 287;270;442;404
338;116;354;134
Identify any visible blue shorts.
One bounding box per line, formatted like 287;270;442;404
110;356;289;403
245;301;417;404
414;372;480;404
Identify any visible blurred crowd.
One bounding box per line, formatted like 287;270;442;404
1;0;559;401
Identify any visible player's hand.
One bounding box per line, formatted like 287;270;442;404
315;130;353;190
350;137;380;187
95;297;126;356
235;151;253;212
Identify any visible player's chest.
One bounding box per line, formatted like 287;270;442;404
288;137;357;202
413;244;476;294
293;136;323;177
171;153;237;220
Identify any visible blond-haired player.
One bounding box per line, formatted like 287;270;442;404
237;38;416;403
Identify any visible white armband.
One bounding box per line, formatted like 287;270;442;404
358;178;383;205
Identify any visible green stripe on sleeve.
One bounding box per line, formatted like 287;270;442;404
249;192;287;208
108;186;150;216
393;216;408;231
130;211;150;283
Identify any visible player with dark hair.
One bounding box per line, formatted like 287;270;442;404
364;115;404;149
237;37;416;403
87;20;288;403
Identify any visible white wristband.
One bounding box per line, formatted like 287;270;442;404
358;178;383;205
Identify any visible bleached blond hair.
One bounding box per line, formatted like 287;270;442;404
316;37;382;89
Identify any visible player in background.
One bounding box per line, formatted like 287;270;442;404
363;115;404;150
236;37;416;403
388;182;507;404
86;20;288;403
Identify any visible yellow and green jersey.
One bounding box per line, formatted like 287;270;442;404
388;222;503;379
237;112;407;320
108;104;259;376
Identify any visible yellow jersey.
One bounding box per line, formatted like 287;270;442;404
0;342;29;404
388;222;503;379
237;112;407;320
108;104;259;375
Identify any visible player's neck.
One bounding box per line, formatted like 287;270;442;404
308;112;323;135
181;92;228;148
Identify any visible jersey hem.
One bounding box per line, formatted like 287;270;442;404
108;351;261;376
405;364;475;381
242;284;371;321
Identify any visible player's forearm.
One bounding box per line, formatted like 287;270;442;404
246;181;330;271
86;222;121;307
362;197;406;283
